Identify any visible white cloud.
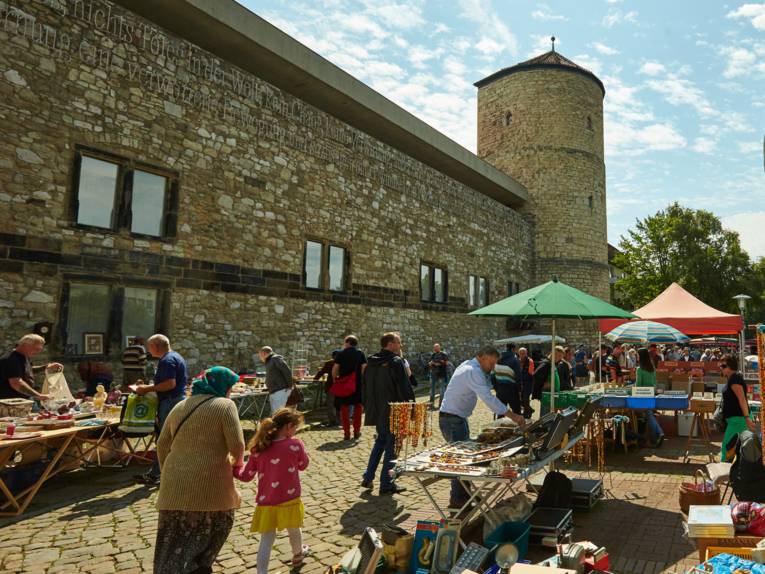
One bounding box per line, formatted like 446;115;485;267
722;46;757;78
475;37;505;56
606;120;686;156
530;34;558;55
737;141;762;153
365;3;425;29
726;3;765;30
645;75;716;116
592;42;619;56
572;54;603;76
692;137;716;154
531;4;568;21
408;45;439;69
639;61;666;76
602;10;639;27
458;0;518;57
723;212;765;259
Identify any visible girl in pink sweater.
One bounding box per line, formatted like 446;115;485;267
234;408;310;573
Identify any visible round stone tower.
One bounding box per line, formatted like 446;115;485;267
475;48;611;333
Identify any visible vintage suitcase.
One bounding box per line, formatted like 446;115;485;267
527;507;573;545
570;478;603;511
527;477;603;511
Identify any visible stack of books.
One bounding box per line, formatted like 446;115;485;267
687;505;734;538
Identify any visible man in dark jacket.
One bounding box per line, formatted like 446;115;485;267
496;343;522;414
259;346;293;413
361;332;414;495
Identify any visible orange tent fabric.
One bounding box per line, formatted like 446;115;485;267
599;282;743;335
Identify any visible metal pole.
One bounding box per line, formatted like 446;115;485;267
550;319;556;412
598;331;602;384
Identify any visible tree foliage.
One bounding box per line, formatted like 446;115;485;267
612;203;752;313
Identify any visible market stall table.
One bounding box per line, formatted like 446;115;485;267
397;433;584;549
0;417;121;517
230;388;270;420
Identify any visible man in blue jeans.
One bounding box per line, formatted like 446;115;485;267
361;332;414;495
440;346;524;508
427;343;449;409
133;334;187;486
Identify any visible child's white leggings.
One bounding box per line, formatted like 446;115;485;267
257;528;303;574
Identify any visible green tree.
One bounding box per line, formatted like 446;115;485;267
613;203;751;312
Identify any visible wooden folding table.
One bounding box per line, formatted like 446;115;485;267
0;418;121;517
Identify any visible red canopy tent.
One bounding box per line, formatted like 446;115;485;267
599;282;743;335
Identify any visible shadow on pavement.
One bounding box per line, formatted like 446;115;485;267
339;490;409;536
315;440;359;452
0;466;151;527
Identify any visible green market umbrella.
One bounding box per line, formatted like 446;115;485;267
469;278;637;411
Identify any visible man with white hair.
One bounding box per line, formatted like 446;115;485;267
0;334;58;401
134;334;187;486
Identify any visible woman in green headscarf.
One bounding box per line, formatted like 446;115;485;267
192;366;240;397
154;365;245;574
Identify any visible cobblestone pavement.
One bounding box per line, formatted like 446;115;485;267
0;402;719;574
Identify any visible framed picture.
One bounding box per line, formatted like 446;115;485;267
83;332;104;355
126;336;139;347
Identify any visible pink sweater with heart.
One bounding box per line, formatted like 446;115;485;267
233;437;309;506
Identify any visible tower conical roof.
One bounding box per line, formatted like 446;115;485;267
474;50;605;95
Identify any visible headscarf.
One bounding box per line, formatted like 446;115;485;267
191;366;239;397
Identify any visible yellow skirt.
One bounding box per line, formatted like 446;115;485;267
250;498;304;533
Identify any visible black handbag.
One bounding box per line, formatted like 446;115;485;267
286;385;304;407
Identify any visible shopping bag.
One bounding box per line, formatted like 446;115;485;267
119;393;159;434
330;372;356;398
42;369;74;406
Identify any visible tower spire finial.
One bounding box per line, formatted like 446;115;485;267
551;36;556;52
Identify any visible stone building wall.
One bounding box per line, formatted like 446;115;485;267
0;0;533;380
476;67;610;343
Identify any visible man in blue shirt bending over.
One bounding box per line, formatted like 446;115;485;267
439;345;525;509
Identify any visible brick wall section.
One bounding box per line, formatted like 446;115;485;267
0;1;532;374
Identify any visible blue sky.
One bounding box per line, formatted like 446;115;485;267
237;0;765;258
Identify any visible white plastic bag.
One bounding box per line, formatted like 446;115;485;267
42;369;75;411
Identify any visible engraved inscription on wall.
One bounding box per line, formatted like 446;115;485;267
1;0;524;226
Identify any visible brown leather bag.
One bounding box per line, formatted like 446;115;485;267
286;385;304;407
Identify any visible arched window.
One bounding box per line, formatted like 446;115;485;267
586;116;593;131
503;111;513;126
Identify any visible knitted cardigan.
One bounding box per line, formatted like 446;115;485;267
156;394;245;511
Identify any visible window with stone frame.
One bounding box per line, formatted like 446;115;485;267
469;275;488;308
302;240;348;292
71;146;179;239
507;281;521;296
420;263;447;303
59;279;168;357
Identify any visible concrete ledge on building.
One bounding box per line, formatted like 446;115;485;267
115;0;528;208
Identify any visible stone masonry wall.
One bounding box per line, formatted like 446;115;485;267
476;66;610;344
0;0;533;380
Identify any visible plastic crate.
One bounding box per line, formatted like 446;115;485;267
655;395;689;410
600;395;627;408
625;396;656;409
485;521;530;561
705;547;754;560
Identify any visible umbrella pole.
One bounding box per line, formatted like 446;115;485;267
550;319;556;412
598;330;602;384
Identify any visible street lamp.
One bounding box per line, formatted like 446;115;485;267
732;294;751;373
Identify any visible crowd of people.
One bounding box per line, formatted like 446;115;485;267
0;330;759;573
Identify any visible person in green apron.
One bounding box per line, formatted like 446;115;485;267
719;355;755;461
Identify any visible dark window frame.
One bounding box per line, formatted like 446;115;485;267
56;275;170;359
301;239;350;293
70;145;179;240
469;274;489;308
420;262;448;303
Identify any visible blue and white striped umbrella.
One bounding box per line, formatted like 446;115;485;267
604;320;690;343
